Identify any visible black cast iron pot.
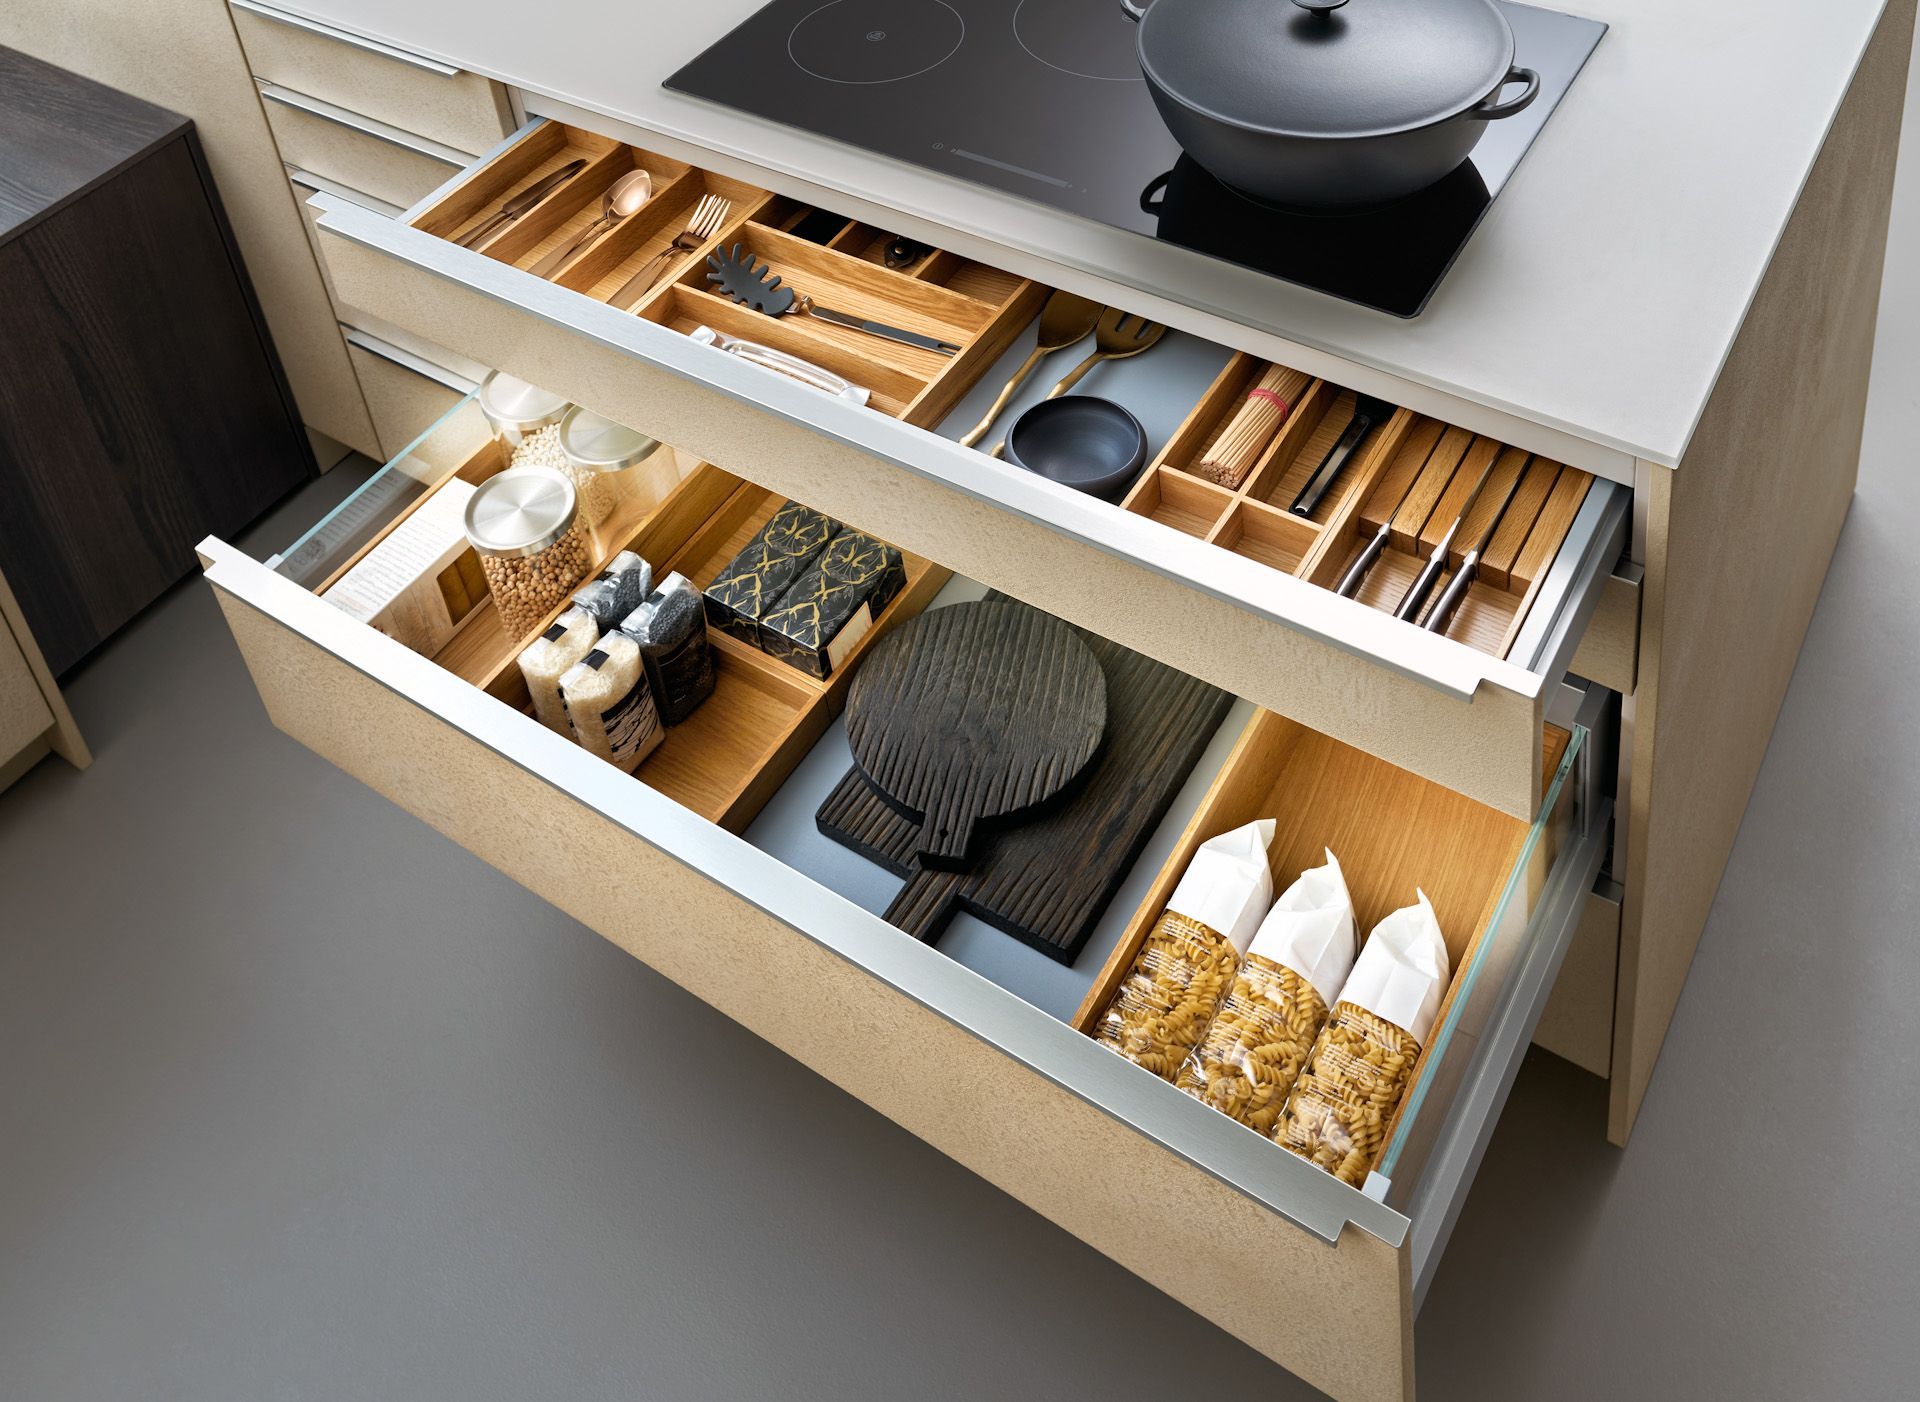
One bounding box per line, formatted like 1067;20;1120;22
1121;0;1539;210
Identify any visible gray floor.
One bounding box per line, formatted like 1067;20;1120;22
6;63;1920;1402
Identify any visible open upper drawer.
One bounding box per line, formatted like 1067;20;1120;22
203;388;1614;1402
308;117;1636;819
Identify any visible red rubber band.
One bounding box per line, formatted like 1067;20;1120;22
1247;387;1293;414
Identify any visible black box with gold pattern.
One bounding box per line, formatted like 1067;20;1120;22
701;500;838;647
757;528;907;679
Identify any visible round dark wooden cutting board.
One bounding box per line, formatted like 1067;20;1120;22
844;599;1109;870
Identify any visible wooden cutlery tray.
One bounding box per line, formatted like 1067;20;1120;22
409;123;1042;430
313;417;947;834
1128;352;1596;661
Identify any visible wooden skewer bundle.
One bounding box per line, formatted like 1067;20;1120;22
1195;364;1313;489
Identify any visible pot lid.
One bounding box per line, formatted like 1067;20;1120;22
1136;0;1515;138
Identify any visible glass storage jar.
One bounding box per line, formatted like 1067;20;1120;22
462;467;594;640
478;371;570;449
558;406;671;550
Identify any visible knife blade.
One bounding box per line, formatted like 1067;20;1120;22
455;158;586;249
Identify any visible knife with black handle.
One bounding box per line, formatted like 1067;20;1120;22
1289;394;1395;518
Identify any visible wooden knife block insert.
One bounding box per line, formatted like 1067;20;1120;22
1072;711;1572;1147
410;123;1043;432
312;418;948;835
1306;420;1594;657
1128;351;1595;660
1121;354;1410;577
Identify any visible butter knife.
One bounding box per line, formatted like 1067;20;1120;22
455;159;586;249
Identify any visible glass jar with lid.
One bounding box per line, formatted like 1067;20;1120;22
478;370;571;449
558;406;673;550
462;466;594;639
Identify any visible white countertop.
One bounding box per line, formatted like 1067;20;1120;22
264;0;1892;468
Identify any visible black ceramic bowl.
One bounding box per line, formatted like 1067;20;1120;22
1003;397;1149;502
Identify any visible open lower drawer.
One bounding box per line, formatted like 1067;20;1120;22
202;389;1612;1402
309;116;1636;820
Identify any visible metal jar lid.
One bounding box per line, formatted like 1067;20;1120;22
463;467;579;557
477;371;570;435
558;405;663;474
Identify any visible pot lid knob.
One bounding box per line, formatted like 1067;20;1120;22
1292;0;1348;12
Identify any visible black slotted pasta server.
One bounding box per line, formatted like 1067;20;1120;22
706;243;961;357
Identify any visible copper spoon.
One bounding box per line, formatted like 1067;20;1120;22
529;169;653;279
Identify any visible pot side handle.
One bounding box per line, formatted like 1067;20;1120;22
1471;65;1541;120
1119;0;1147;20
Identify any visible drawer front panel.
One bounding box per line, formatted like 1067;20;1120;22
320;200;1609;818
204;551;1414;1402
231;0;512;154
1534;881;1622;1077
342;329;472;460
261;84;467;210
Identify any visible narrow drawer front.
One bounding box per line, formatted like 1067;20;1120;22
286;167;400;300
204;496;1609;1402
343;329;472;460
1570;568;1641;695
310;122;1631;820
261;84;467;211
231;0;512;154
1534;880;1622;1077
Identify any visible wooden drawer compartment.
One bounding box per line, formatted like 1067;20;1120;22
311;115;1633;819
231;0;513;155
260;81;469;210
407;123;1043;432
1123;351;1634;678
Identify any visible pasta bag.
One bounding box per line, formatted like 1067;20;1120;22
517;606;598;735
1276;891;1450;1187
1094;819;1276;1080
1177;849;1356;1134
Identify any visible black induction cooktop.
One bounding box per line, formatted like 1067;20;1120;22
667;0;1604;317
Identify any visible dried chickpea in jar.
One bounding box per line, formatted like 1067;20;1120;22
1275;892;1450;1187
1094;820;1275;1080
463;467;594;640
1176;850;1356;1135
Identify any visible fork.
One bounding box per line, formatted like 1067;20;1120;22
610;195;733;309
990;310;1167;458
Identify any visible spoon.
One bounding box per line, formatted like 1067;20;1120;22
958;290;1102;449
990;310;1166;459
529;169;653;279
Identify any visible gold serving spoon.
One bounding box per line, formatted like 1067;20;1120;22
958;291;1102;448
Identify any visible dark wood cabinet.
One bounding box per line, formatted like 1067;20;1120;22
0;46;312;676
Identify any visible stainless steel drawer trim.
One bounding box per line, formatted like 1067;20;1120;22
199;534;1412;1249
285;164;402;219
315;184;1555;707
230;0;462;77
258;82;473;165
1507;482;1633;677
1409;793;1613;1306
342;327;478;394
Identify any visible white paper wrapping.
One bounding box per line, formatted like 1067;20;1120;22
1338;890;1451;1046
1247;848;1358;1007
1165;819;1276;956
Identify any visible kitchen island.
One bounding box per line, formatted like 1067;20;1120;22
188;1;1913;1397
